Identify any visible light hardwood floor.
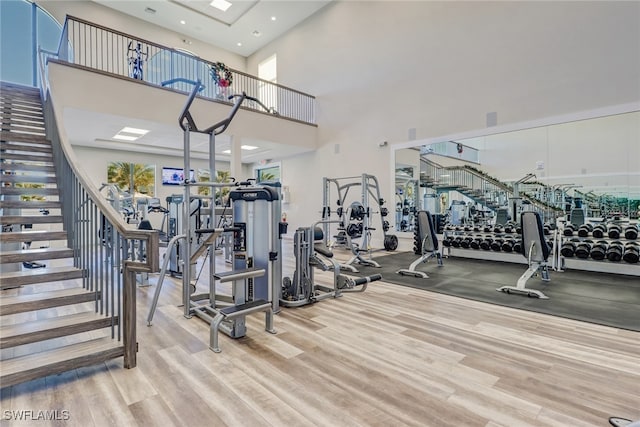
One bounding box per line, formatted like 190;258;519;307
1;243;639;427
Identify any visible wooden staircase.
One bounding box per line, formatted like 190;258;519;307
1;82;123;387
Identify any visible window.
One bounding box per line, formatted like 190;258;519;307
257;54;277;113
255;162;281;183
0;0;62;87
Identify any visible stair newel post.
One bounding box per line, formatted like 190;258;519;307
123;261;138;368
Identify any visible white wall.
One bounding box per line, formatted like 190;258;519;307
247;1;640;236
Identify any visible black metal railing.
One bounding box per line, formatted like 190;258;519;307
53;15;316;125
420;157;562;221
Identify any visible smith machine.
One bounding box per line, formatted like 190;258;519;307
321;174;398;271
147;82;286;352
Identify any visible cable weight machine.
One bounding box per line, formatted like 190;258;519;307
147;81;286;353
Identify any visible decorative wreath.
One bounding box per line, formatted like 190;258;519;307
210;61;233;87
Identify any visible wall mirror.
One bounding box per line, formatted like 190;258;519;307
393;108;640;234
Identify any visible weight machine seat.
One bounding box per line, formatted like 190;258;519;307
497;211;551;298
417;210;438;252
138;220;153;230
570;208;586;227
314;244;334;258
396;210;442;278
495;208;510;226
521;211;550;262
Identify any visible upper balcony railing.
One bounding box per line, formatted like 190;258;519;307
54;15;316;125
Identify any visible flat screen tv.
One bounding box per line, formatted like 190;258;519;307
162;167;194;185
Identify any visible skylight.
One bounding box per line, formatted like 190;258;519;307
210;0;232;12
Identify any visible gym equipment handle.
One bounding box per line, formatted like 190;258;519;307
352;274;382;286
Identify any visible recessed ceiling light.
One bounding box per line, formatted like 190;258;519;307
221;146;258;153
180;20;186;25
252;30;261;37
271;16;276;21
210;0;232;12
237;42;242;47
121;127;149;135
112;127;149;142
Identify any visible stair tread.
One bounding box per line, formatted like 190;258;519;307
0;247;72;263
0;337;123;382
0;152;53;163
1;175;57;184
0;311;115;345
0;215;63;224
0;200;61;209
0;142;52;153
0;230;67;243
0;266;81;280
0;163;55;173
0;287;97;315
0;266;83;288
0;131;48;144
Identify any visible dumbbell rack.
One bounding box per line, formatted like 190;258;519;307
440;224;559;269
557;221;639;276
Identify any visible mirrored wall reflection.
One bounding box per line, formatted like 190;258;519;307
394;110;640;232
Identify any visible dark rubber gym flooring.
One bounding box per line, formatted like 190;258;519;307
351;252;640;331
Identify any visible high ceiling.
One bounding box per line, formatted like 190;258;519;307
93;0;331;56
67;1;329;163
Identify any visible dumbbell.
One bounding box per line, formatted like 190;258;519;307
490;238;504;251
622;242;639;263
577;223;593;237
512;239;522;253
606;241;624;262
460;237;473;249
624;224;639;240
592;224;607;238
473;226;481;232
451;236;464;248
479;237;493;250
442;236;454;247
463;225;472;232
560;238;579;257
469;236;483;250
589;241;608;260
608;224;622;239
503;222;515;234
501;238;515;252
575;240;593;259
493;224;504;234
563;224;576;237
483;225;493;233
